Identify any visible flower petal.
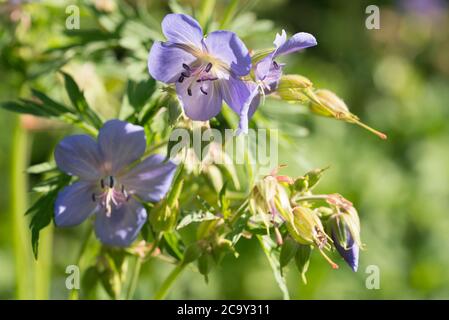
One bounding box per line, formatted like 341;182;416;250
54;135;102;180
148;41;197;83
274;32;317;58
236;82;261;135
54;181;98;227
162;13;203;47
95;199;147;247
176;78;223;121
98;120;146;174
220;75;252;114
332;228;359;272
203;30;251;76
120;154;177;202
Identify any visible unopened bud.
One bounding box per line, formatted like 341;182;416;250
277;75;313;102
329;217;359;272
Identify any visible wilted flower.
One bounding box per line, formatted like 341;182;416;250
148;14;252;132
249;167;293;229
54;120;177;246
239;30;317;133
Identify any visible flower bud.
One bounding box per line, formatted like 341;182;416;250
276;75;313;102
329;217;359;272
308;89;387;140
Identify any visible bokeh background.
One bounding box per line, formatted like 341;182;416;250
1;0;449;299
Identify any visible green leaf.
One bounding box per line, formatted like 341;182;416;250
31;89;74;115
257;235;290;300
127;78;155;111
295;244;312;284
61;71;103;129
280;237;298;270
26;174;71;259
177;210;219;230
162;232;184;261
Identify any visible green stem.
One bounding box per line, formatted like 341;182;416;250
125;257;142;300
219;0;239;29
154;263;186;300
34;224;53;299
69;225;93;300
11;118;33;299
292;194;329;203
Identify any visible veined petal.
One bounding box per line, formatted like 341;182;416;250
54;181;98;227
95;199;147;247
236;82;261;135
274;32;317;58
148;41;196;83
203;30;251;76
120;154;177;202
162;13;203;47
98;120;146;175
176;78;223;121
220;75;252;114
54;135;102;180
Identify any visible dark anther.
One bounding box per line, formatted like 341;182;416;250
273;61;279;70
100;179;105;189
178;75;184;83
205;63;212;72
181;71;190;78
109;176;114;188
182;63;190;71
200;87;208;95
121;184;125;193
187;88;192;96
92;193;96;202
126;194;131;202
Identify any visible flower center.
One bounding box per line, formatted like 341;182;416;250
92;176;130;217
178;61;219;96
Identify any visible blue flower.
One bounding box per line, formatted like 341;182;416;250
54;120;177;247
238;30;317;134
147;13;252;131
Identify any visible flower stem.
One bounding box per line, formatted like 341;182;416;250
292;194;330;203
125;257;142;300
154;263;186;300
69;224;93;300
11;118;33;299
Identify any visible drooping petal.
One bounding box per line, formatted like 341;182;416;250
176;78;223;121
236;82;261;135
220;75;252;115
98;120;146;175
148;41;197;83
120;154;177;202
95;199;147;247
54;135;102;180
161;13;203;48
203;30;251;76
274;32;317;58
54;181;99;227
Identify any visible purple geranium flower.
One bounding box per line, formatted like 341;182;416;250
147;14;252;131
54;119;177;247
237;30;317;133
331;226;359;272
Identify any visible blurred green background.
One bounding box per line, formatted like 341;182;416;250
1;0;449;299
